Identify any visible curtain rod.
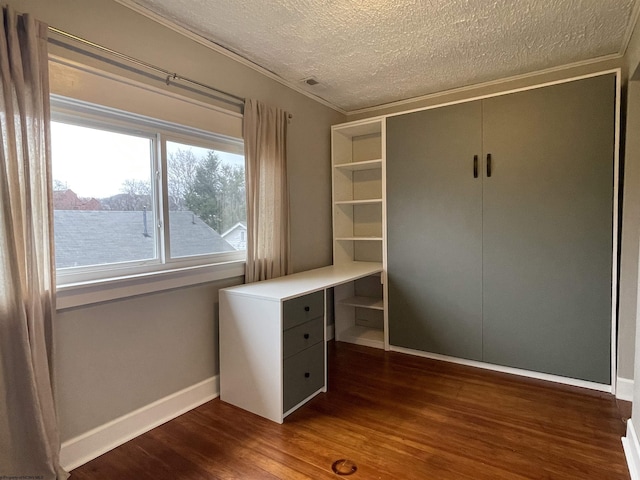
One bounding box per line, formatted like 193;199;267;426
47;26;246;107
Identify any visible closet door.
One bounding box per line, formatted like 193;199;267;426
387;101;483;360
481;74;615;383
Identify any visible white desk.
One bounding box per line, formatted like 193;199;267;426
219;261;382;423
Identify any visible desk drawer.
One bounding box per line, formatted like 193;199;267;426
283;317;324;359
283;341;324;412
283;291;324;330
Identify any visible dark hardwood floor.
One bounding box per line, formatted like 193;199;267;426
72;341;630;479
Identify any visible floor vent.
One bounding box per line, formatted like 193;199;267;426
331;459;357;475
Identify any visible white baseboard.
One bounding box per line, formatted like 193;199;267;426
60;376;219;471
623;419;640;480
617;377;634;402
389;345;612;393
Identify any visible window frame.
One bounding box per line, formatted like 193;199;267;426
51;95;247;287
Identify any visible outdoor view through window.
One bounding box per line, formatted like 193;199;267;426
51;121;246;273
166;140;246;258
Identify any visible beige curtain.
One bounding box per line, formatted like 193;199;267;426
0;7;68;479
243;99;291;283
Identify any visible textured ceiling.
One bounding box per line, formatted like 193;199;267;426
129;0;637;112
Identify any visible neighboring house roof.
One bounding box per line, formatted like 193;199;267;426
221;222;247;238
54;210;235;269
221;222;247;251
53;189;102;210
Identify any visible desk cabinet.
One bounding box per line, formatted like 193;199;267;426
219;263;382;423
282;292;324;412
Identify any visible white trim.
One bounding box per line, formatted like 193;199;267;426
380;69;622;120
617;377;635;402
111;0;346;115
389;345;612;393
381;117;389;351
612;68;622;393
57;261;244;310
74;0;626;118
60;376;219;471
347;57;622;116
327;323;335;341
623;419;640;480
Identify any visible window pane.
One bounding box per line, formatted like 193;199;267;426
51;121;156;269
166;141;246;258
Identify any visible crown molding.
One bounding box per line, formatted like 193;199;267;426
114;0;630;118
112;0;347;115
346;53;623;117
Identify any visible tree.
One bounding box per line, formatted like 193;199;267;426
53;179;69;191
184;151;245;233
106;149;246;231
102;178;151;211
218;163;246;232
167;148;200;211
120;179;151;197
184;152;223;231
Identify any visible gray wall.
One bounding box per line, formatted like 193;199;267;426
56;280;238;439
624;14;640;420
5;0;344;442
628;81;640;421
620;78;640;386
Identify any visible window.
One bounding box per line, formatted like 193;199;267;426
51;96;246;284
166;140;246;258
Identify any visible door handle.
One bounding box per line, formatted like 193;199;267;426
487;153;492;178
473;155;478;178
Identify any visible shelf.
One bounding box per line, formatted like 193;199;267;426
337;325;384;349
332;118;386;351
335;236;383;241
338;296;384;310
332;120;382;139
334;199;383;206
335;159;383;171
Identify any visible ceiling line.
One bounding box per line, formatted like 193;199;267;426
346;53;623;117
114;0;635;117
113;0;348;116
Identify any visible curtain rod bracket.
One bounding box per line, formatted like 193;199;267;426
165;73;177;86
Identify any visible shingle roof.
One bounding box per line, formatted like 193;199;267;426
54;210;235;269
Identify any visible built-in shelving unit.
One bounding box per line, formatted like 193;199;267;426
331;117;387;350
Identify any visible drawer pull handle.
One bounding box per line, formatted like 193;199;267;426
304;372;310;378
304;306;310;312
304;333;310;339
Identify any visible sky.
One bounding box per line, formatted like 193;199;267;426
51;121;244;198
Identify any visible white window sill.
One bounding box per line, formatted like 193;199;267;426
56;260;245;310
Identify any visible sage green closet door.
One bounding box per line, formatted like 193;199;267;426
387;101;483;360
481;74;615;384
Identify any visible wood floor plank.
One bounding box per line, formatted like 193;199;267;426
70;341;630;479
